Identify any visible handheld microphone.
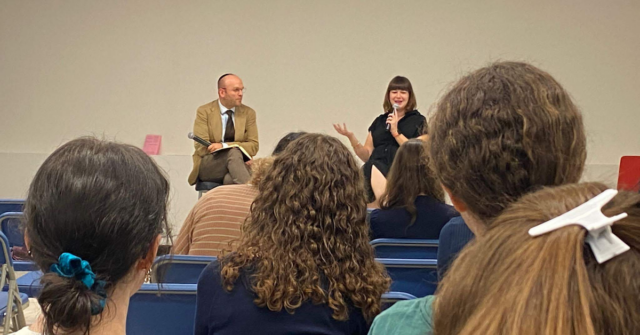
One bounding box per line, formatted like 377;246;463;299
188;132;212;147
387;103;400;131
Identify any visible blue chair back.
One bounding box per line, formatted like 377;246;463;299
0;212;25;247
15;271;42;297
378;258;438;298
371;238;439;259
151;255;216;284
0;231;12;268
127;283;197;335
381;291;417;310
0;200;23;217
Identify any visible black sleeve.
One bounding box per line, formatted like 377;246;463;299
368;114;383;133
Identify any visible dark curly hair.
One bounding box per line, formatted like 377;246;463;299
220;133;390;321
429;61;587;222
379;139;444;225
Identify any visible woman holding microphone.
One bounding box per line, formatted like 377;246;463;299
334;76;427;203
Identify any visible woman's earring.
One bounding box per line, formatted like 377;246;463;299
145;268;152;283
27;249;32;256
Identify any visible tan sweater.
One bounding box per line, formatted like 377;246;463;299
173;184;258;256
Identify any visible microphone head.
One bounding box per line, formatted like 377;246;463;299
392;103;399;109
187;132;195;139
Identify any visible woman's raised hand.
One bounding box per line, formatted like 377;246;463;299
333;123;354;138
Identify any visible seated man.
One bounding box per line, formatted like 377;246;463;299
188;73;259;186
175;132;306;256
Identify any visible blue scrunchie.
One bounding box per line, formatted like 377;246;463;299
50;252;107;315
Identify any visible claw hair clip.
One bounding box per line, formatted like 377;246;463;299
529;189;629;264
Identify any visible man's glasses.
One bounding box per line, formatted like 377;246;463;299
221;87;246;94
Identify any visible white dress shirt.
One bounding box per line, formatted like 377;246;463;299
218;100;236;147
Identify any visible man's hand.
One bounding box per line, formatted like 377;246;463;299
207;143;223;153
245;159;253;166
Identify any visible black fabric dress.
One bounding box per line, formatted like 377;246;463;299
363;110;426;200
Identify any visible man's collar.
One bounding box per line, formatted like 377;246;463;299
218;100;236;114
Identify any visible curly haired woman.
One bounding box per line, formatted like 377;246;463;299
195;133;391;335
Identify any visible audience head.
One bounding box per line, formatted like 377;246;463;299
434;182;640;335
429;61;586;232
271;131;307;155
221;133;390;321
217;73;244;108
24;137;170;334
380;139;444;224
384;76;417;113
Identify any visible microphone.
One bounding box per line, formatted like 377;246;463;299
387;103;400;131
188;132;212;147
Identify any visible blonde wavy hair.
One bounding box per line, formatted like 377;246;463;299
220;133;390;321
434;182;640;335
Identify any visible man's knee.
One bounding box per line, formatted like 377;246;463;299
227;147;243;161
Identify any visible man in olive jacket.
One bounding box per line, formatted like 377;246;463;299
188;74;259;186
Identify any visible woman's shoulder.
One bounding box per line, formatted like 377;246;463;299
368;296;435;335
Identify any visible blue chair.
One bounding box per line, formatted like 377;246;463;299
0;200;23;217
378;258;438;298
0;212;37;271
0;231;29;333
151;255;216;284
371;238;439;259
14;271;42;298
126;283;197;335
381;291;417;310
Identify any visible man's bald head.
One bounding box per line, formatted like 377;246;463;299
218;73;239;89
217;74;245;109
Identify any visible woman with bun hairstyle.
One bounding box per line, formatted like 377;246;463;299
14;137;170;335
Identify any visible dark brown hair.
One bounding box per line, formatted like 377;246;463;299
429;61;587;222
434;182;640;335
383;76;417;112
24;137;170;335
220;133;390;321
379;139;445;225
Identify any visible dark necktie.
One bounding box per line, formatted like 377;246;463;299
224;110;235;143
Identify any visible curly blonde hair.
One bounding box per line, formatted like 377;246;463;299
220;133;390;321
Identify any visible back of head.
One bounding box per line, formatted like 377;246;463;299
380;139;444;223
24;137;170;334
434;182;640;335
271;131;307;155
221;133;390;321
429;61;587;222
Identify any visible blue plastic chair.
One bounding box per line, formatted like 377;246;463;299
0;231;29;333
126;283;197;335
14;271;42;298
0;200;23;217
151;255;216;284
371;238;439;259
378;258;438;298
381;291;417;310
0;212;37;271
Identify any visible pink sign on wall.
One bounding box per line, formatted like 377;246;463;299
143;135;162;155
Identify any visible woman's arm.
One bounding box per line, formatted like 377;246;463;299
333;123;374;162
351;132;374;162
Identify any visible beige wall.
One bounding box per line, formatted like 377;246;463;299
1;0;638;232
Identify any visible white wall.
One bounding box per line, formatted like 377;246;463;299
1;0;638;232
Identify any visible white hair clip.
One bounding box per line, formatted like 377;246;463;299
528;189;629;264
